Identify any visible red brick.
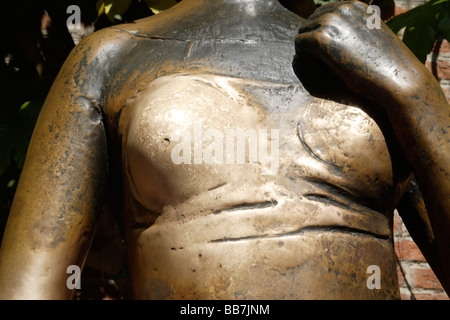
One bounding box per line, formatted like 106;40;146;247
393;6;409;16
442;88;450;102
397;272;407;288
395;239;427;262
393;212;405;235
413;292;449;300
433;39;450;54
425;61;450;80
396;267;406;288
401;292;413;300
411;267;445;290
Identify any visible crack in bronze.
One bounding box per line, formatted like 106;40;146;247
301;176;385;214
296;120;344;176
209;225;390;243
213;200;278;215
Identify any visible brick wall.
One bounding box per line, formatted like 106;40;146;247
394;212;449;299
392;0;449;300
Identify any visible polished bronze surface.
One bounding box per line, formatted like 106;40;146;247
0;0;448;299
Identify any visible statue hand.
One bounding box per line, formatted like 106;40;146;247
293;1;430;111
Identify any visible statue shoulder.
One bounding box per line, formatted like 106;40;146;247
63;26;135;75
54;26;136;96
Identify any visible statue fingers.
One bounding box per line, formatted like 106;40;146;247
296;13;343;59
306;0;368;21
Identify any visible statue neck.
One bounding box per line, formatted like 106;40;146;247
133;0;302;44
185;0;276;4
182;0;283;12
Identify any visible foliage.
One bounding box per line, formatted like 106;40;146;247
96;0;132;23
146;0;179;14
0;47;46;203
95;0;178;23
387;0;450;63
0;1;179;207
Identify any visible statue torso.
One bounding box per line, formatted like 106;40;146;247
100;0;406;299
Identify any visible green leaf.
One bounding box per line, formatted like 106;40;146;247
19;101;31;111
145;0;178;15
387;0;449;63
7;180;16;189
402;9;439;63
387;0;437;34
437;1;450;40
0;99;42;175
96;0;132;23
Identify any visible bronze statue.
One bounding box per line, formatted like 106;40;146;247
0;0;449;299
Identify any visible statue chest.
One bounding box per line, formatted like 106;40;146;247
120;73;397;215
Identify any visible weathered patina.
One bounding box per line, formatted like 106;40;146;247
0;0;448;299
